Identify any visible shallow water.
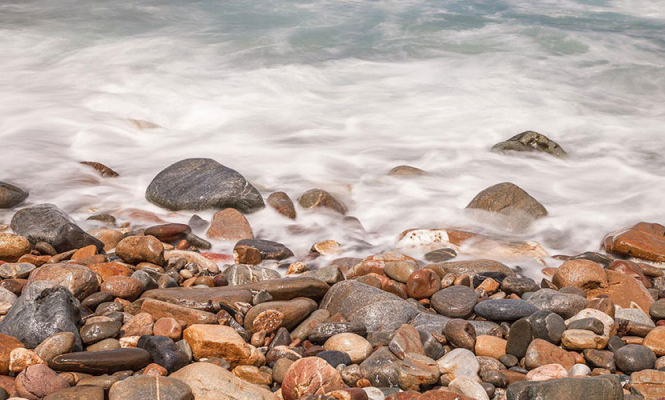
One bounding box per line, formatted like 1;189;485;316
1;0;664;273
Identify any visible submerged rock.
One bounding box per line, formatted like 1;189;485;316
0;181;29;209
466;182;547;227
145;158;264;213
491;131;566;158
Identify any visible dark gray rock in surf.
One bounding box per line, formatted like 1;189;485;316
491;131;566;158
52;222;105;253
320;280;419;332
0;281;82;350
0;181;28;209
10;203;73;245
146;158;264;212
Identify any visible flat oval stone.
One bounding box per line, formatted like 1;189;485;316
431;286;479;319
474;299;539;321
109;375;193;400
49;348;152;374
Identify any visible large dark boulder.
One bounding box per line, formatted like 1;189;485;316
145;158;264;213
0;281;82;349
0;182;28;209
10;204;73;245
52;223;104;253
491;131;566;158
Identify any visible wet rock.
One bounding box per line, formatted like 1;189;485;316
474;299;539;321
146;158;264;212
50;348;151;374
10;204;75;245
398;353;439;391
603;222;665;263
320;280;419;332
43;385;104;400
316;350;352;368
586;269;654;312
268;192;297;219
308;321;366;344
0;262;35;279
28;263;99;301
101;276;145;300
324;333;373;364
115;235;165;266
282;357;344;400
491;131;566;158
552;260;607;291
0;333;24;375
560;329;608;351
475;335;507;359
80;161;118;178
501;277;539;297
389;324;425;359
582;349;615;371
526;289;587;319
223;264;281;286
528;363;585;382
207;209;254;241
171;362;274;400
431;285;478;319
183;324;262;367
449;376;490;400
137;335;188;373
0;181;29;208
302;265;345;285
153;318;182;341
388;165;427;177
0;281;82;349
299;189;347;215
427;259;516;278
233;239;294;264
643;326;665;356
507;376;622;400
0;234;31;263
34;332;76;364
529;310;566;344
360;347;402;387
140;298;216;327
466;182;547;223
80;319;122;344
406;269;441;299
423;248;457;263
244;298;317;333
524;339;575;370
443;319;476;351
16;364;69;400
505;318;533;358
437;348;480;382
108;375;193;400
52;223;104;253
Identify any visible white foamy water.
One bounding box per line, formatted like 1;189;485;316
1;0;664;274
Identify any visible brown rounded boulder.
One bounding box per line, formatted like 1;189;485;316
282;357;344;400
115;235;165;266
552;259;607;291
0;233;31;262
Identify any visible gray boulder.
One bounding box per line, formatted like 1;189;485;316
10;204;73;245
145;158;264;212
466;182;547;222
491;131;566;158
506;376;622;400
0;281;82;349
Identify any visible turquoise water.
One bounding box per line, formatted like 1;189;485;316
1;0;664;271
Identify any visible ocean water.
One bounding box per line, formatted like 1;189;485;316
1;0;664;273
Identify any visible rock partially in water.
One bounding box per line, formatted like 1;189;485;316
0;281;82;349
298;189;348;215
603;222;665;263
80;161;119;178
0;181;28;209
170;362;275;400
491;131;566;158
145;158;264;213
466;182;547;229
10;204;74;246
267;192;297;219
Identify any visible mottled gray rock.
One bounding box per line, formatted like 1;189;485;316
614;344;656;373
222;264;281;286
359;346;401;387
506;376;622;400
145;158;264;213
501;277;539;297
466;182;547;222
431;285;479;319
302;265;345;285
109;375;193;400
0;281;82;349
52;222;104;253
428;259;516;278
0;181;28;208
10;204;74;245
526;289;587;319
234;239;294;261
491;131;566;158
474;299;539;321
529;310;566;344
320;280;419;332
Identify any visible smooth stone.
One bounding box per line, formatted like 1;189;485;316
650;301;665;320
431;285;479;319
145;158;264;213
27;263;99;301
51;223;104;253
142;277;329;313
526;289;587;319
233;239;294;263
443;319;476;351
524;339;575;370
583;349;615;371
384;262;419;284
437;348;480;381
474;299;539;321
316;350;352;368
466;182;547;229
223;264;280;286
603;222;665;263
506;376;623;400
207;209;254;241
568;318;605;335
16;364;69;400
491;131;566;158
10;204;73;246
308;322;367;344
587;269;655;312
565;309;617;338
49;348;152;374
183;324;262;368
552;259;607;291
298;189;347;215
560;329;608;351
115;236;165;266
643;327;665;356
301;266;345;286
423;248;457;263
614;344;656;373
137;335;188;373
359;347;401;387
170;362;274;400
320;280;419;332
501;277;539;297
389;324;425;359
0;281;82;350
140;298;216;327
244;298;316;333
101;276;145;301
43;386;105;400
449;376;490;400
529;310;566;344
615;307;655;327
426;259;516;278
0;262;35;279
267;192;297;219
80;320;121;344
35;333;76;364
0;235;31;263
475;335;507;359
398;353;440;391
324;334;373;364
86;338;120;352
108;375;193;400
0;182;29;209
568;364;591;376
282;357;344;400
